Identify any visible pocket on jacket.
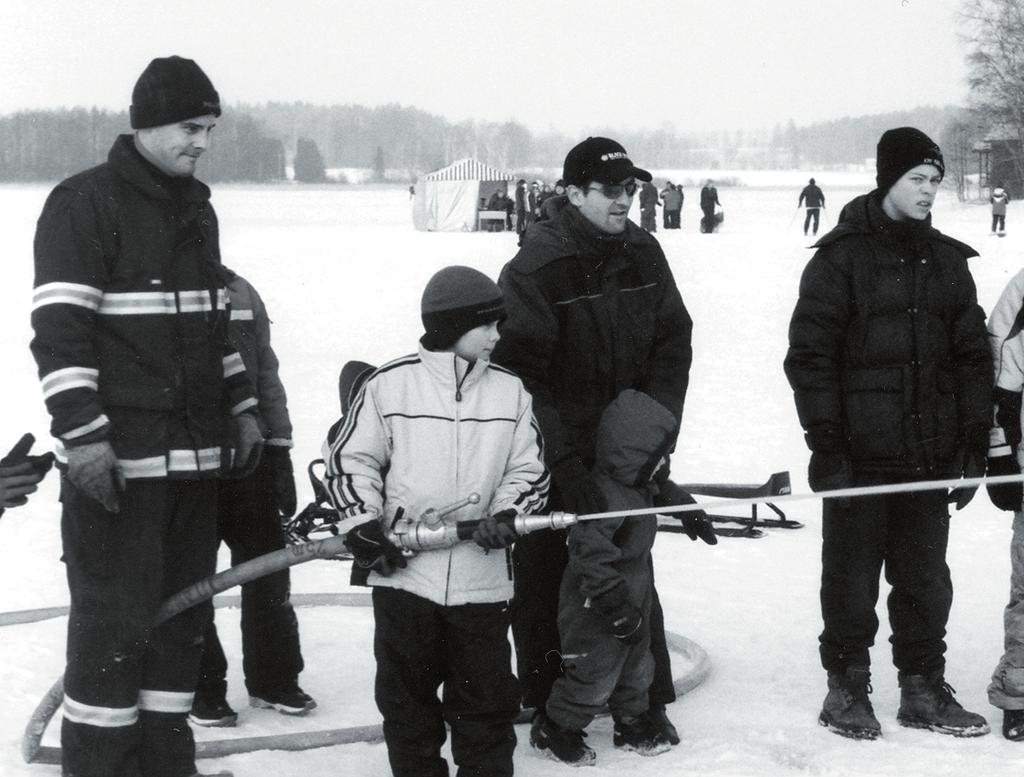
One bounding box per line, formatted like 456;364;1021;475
842;367;904;460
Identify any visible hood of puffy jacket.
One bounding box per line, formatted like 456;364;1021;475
594;389;677;487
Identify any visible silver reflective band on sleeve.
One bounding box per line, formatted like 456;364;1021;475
230;308;255;320
62;414;110;441
63;694;138;727
32;282;103;311
138;689;195;714
223;352;246;378
232;398;259;415
41;366;100;399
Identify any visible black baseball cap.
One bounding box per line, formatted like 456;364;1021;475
562;137;652;186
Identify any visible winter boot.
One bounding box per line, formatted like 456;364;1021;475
818;666;881;740
249;685;317;716
644;704;680;746
896;671;990;737
189;696;238;728
530;709;596;767
613;714;672;756
1003;709;1024;741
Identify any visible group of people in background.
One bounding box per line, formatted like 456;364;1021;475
14;52;1024;777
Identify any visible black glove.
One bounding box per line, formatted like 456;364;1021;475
344;520;407;576
654;483;717;545
808;451;853;506
948;445;986;511
987;454;1023;512
230;414;265;478
602;601;644;644
265;447;298;519
594;584;645;644
551;457;608;515
472;508;519;550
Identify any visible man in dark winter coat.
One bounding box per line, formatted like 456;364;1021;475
798;177;826;236
785;127;992;742
638;180;659;232
492;136;693;748
30;56;262;777
660;183;683;229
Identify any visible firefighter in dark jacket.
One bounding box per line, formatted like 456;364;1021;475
492;136;693;748
784;127;992;742
190;270;315;728
30;56;262;777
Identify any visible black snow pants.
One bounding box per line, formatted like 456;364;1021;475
803;207;821;235
60;478;219;777
819;487;952;675
196;456;304;702
373;586;520;777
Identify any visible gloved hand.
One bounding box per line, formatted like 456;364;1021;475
654;482;717;545
66;440;124;513
472;508;519;550
0;457;53;508
265;446;297;519
594;584;645;644
551;457;608;515
949;445;986;511
601;601;645;644
808;450;853;506
344;519;407;576
987;454;1023;512
230;413;265;478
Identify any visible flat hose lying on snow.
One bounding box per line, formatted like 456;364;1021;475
18;533;711;764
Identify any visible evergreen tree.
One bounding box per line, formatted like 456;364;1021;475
294;137;327;182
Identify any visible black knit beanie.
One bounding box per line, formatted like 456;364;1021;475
421;266;505;351
130;56;221;129
875;127;944;196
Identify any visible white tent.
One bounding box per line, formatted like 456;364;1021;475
412;158;515;232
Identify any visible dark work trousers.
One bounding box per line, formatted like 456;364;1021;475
196;457;303;701
641;208;657;233
993;214;1006;233
819;487;952;675
372;587;520;777
700;206;716;233
60;477;219;777
666;209;681;229
803;207;821;235
510;528;676;710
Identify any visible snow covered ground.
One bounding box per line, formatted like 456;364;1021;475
3;173;1024;776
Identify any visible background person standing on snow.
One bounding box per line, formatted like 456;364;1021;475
785;127;992;742
699;179;720;232
492;136;693;747
29;56;263;777
798;177;826;236
639;180;660;232
991;185;1010;235
323;266;548;777
190;270;316;729
660;182;683;230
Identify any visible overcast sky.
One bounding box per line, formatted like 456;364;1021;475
3;0;969;135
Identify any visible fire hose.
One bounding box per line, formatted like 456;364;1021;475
21;469;1024;763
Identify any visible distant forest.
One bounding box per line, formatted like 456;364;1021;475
0;102;958;183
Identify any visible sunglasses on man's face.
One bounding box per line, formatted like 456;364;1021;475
586;181;639;199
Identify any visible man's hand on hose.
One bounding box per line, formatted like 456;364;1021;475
344;519;407;576
949;445;986;511
551;457;607;515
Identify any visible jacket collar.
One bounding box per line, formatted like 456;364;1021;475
108;134;211;205
417;343;489;393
